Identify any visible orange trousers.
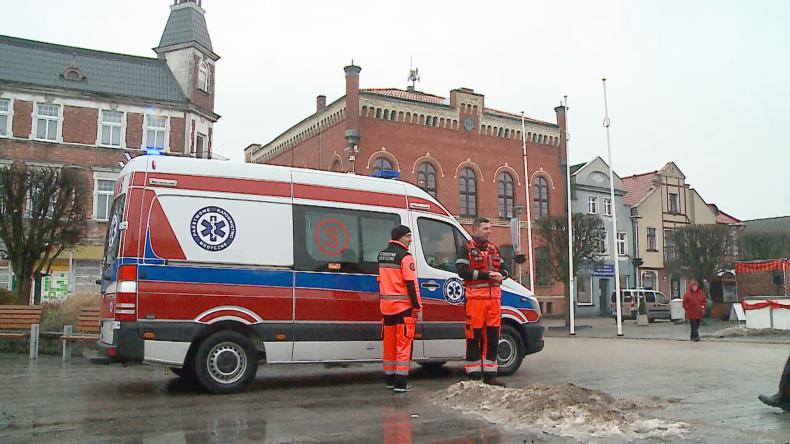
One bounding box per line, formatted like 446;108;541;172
464;298;501;375
383;313;416;377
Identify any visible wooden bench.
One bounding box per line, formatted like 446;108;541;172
61;308;100;361
0;305;43;359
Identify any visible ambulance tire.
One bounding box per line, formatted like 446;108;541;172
193;330;259;394
170;357;196;382
497;324;525;376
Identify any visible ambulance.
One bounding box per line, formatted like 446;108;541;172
97;154;544;393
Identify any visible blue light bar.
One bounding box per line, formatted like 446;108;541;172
371;169;400;179
145;147;163;155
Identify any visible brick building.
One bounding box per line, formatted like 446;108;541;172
0;0;219;299
245;65;569;315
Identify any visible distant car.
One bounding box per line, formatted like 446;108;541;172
610;289;671;322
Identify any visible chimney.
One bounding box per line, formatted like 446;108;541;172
344;64;361;172
316;95;326;113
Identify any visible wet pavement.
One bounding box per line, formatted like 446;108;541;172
1;336;789;443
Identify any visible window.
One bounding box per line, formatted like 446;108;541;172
497;172;515;218
417;217;466;273
576;274;592;305
196;133;206;158
664;229;677;262
617;232;627;256
35;103;60;141
293;205;400;274
642;271;656;290
603;197;612;216
26;178;55;218
371;157;392;175
329;159;342;172
145;115;167;149
0;98;10;136
100;111;123;147
197;61;210;92
417;163;437;197
597;230;608;254
533;176;549;219
587;195;598;214
535;246;552;285
647;227;657;251
668;192;679;214
94;179;115;221
458;167;477;217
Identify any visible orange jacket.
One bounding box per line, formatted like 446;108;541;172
378;240;422;315
456;238;509;300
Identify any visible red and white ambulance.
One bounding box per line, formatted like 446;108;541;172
98;154;544;393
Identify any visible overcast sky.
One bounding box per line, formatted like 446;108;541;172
4;0;787;220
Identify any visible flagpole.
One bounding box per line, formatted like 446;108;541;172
602;78;624;337
564;96;576;335
520;113;536;295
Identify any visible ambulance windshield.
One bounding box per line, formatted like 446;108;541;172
101;193;126;272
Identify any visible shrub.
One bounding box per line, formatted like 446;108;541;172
40;293;100;332
0;288;21;305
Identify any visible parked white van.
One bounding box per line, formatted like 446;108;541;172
97;155;544;393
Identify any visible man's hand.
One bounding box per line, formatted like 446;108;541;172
414;308;423;321
489;271;503;283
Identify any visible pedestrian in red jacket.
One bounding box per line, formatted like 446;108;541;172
682;280;707;341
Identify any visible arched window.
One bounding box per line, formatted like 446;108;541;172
330;159;342;172
533;176;549;219
372;157;393;174
198;61;209;92
497;172;515;218
417;163;437;197
459;167;477;217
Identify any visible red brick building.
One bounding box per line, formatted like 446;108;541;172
0;0;219;299
245;65;569;314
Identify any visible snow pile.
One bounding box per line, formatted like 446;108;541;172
432;381;690;441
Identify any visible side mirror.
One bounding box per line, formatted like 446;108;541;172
514;254;527;264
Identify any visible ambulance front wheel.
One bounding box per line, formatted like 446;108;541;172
193;330;259;394
497;324;525;376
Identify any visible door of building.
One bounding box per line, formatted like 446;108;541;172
599;278;610;315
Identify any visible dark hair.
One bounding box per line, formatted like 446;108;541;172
472;217;490;228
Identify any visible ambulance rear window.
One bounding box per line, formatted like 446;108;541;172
101;193;126;271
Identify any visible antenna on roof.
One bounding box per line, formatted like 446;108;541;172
407;57;420;92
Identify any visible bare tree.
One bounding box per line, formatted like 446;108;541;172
666;225;728;293
738;232;790;261
0;162;89;304
537;214;606;324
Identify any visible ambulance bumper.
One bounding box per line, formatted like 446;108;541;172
97;322;144;363
522;322;545;355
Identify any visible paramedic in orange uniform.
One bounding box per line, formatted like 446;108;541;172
378;225;422;393
456;217;508;386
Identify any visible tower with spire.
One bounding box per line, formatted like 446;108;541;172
154;0;219;157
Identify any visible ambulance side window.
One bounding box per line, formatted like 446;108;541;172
293;205;400;274
417;218;465;273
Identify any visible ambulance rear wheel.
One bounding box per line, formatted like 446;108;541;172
194;330;258;394
497;324;525;376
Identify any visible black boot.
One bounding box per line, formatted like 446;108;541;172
467;372;482;381
393;375;414;393
759;393;790;411
483;374;506;387
385;375;396;389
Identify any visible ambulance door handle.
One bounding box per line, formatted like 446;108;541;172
421;281;440;291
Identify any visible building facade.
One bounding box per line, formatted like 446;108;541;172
622;162;719;299
570;157;634;317
0;0;219;300
245;65;569;315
